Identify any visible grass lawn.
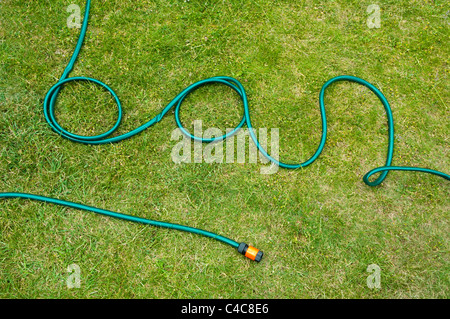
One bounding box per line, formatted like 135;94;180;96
0;0;448;298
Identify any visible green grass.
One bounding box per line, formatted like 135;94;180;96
0;0;449;298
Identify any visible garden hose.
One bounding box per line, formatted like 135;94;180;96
1;0;448;262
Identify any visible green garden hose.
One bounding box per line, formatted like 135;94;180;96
0;0;448;261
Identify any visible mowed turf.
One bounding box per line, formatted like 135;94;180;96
0;0;448;298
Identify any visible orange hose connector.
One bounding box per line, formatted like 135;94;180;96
238;243;263;262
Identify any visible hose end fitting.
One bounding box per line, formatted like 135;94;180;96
238;242;263;262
